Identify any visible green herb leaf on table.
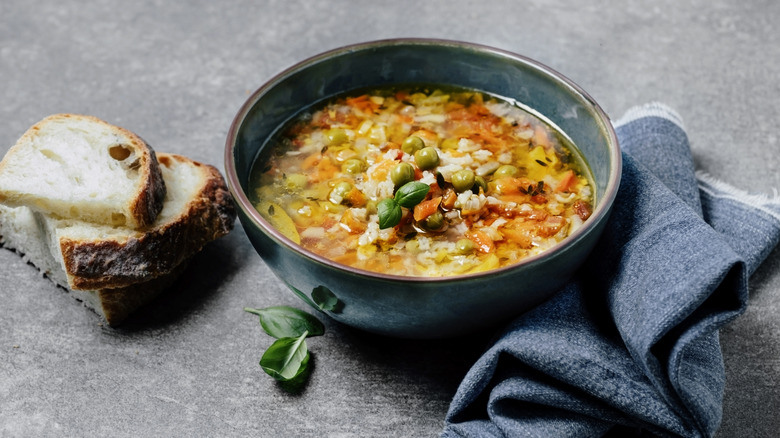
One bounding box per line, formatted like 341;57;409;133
244;306;325;339
377;197;402;229
394;181;430;208
260;331;310;381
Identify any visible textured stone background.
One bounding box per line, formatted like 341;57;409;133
1;1;778;436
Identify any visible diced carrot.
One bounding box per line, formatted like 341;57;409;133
346;94;369;104
466;229;495;253
301;153;322;170
332;252;358;265
494;194;529;205
491;177;520;195
340;209;368;234
500;228;533;249
492;177;536;196
310;156;338;182
397;114;414;124
538;216;566;237
487;201;520;218
370;160;395;182
441;189;457;210
556;170;577;192
343;187;367;207
345;94;381;113
413;197;442;222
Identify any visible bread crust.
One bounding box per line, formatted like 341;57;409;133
59;153;236;290
77;261;189;326
0;114;167;228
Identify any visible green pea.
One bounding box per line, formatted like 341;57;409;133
456;238;474;254
390;162;415;187
473;175;488;194
423;210;445;230
451;169;475;193
414;147;440;170
401;135;425;155
330;181;353;203
342;158;365;175
493;164;519;179
365;199;378;215
326;128;348;145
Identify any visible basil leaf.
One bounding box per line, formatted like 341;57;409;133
244;306;324;338
260;331;310;381
377;198;402;229
311;285;343;313
394;181;430;208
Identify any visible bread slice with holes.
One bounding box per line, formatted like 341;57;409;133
51;152;236;290
0;114;166;229
0;153;236;324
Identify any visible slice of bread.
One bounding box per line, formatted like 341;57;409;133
0;153;236;325
0;114;166;229
0;203;189;325
52;153;236;290
0;203;183;325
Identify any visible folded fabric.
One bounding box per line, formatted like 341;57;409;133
442;103;780;437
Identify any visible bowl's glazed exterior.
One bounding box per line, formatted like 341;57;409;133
226;39;621;338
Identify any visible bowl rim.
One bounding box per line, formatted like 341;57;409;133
225;37;622;283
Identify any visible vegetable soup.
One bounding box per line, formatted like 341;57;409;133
250;86;594;277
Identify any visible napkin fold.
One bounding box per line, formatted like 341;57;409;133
442;103;780;437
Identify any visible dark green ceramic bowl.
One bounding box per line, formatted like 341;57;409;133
225;39;621;339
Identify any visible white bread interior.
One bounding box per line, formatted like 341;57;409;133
51;153;235;290
0;114;166;229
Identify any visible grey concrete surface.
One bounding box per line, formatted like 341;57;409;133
1;1;778;436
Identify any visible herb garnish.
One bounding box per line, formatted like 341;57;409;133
519;181;546;197
377;181;430;229
244;306;325;386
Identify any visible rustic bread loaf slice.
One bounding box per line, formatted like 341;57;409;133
42;153;236;290
0;114;166;228
0;152;236;324
0;203;187;325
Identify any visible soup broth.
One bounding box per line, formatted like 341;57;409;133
250;86;594;277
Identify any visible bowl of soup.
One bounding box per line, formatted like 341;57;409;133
225;39;621;338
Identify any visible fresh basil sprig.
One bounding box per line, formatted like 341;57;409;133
245;305;324;339
377;181;430;229
377;198;402;229
395;181;430;207
244;306;324;385
260;331;310;381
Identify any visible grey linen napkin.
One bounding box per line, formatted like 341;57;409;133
442;103;780;437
